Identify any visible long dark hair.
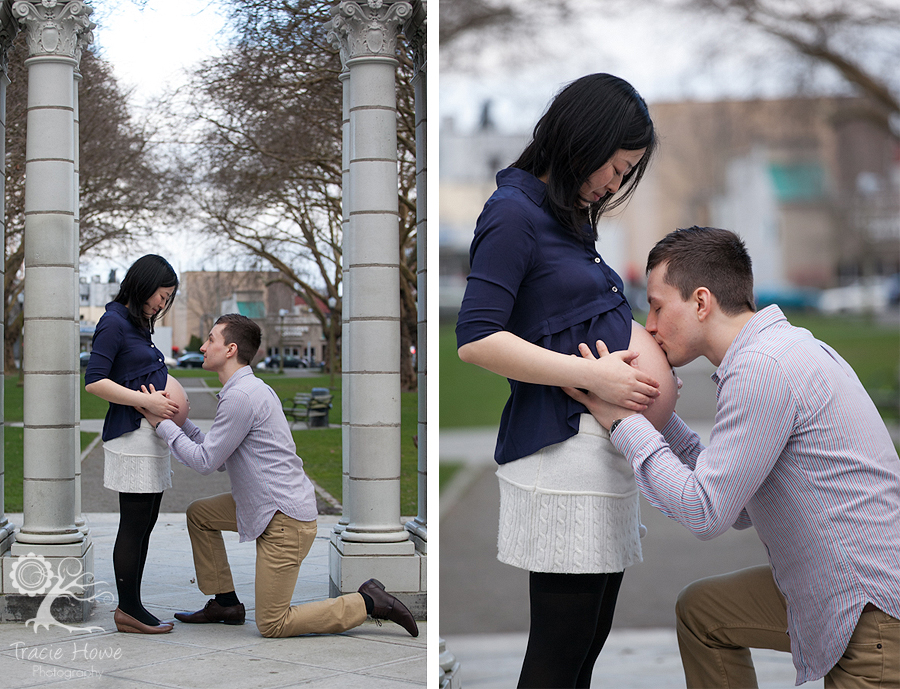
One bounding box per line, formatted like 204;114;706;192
114;254;178;333
513;73;657;240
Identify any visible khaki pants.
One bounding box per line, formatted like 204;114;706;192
185;493;367;638
676;565;900;688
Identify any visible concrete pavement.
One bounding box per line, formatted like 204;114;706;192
439;426;798;688
0;378;426;688
442;631;795;689
0;513;426;688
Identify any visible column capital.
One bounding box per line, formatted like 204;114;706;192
0;1;21;74
403;0;426;79
12;0;95;64
327;0;412;68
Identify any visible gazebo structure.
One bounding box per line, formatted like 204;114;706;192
0;0;427;624
326;0;427;616
0;0;96;622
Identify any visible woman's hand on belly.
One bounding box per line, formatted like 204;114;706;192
460;330;660;412
136;383;181;424
563;322;679;431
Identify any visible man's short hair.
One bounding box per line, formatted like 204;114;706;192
646;226;756;315
215;314;261;365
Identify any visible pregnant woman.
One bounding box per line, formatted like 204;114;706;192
456;73;678;688
85;254;184;634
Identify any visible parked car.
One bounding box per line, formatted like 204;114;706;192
754;286;821;311
177;351;205;368
256;355;305;370
79;351;92;368
819;276;896;314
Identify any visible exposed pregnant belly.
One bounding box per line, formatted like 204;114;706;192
629;321;678;430
165;375;190;427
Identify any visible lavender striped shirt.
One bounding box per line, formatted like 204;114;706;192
157;366;318;542
612;306;900;684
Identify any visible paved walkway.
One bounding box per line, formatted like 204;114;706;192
439;427;798;688
442;631;795;688
0;513;426;688
0;379;425;687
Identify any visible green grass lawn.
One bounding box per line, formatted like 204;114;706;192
294;388;420;516
440;312;900;428
439;461;464;493
787;313;899;419
3;370;419;517
440;323;509;429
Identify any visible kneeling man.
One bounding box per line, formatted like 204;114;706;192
143;314;417;638
567;227;899;687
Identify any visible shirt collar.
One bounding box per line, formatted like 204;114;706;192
106;300;152;337
714;305;787;381
106;301;128;316
496;167;547;207
217;365;254;398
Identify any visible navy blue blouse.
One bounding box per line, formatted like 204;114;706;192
84;302;170;442
456;167;634;464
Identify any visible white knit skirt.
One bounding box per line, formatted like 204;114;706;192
103;419;172;493
496;414;642;574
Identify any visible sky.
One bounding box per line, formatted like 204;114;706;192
80;0;231;279
439;4;855;134
91;0;229;107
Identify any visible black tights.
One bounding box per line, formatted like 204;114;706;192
114;492;163;626
517;571;624;689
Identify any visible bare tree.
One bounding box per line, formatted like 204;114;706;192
440;0;517;44
444;0;899;131
175;0;419;389
440;0;573;68
660;0;899;124
4;34;171;370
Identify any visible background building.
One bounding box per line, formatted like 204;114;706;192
169;271;330;365
78;269;330;367
440;95;900;318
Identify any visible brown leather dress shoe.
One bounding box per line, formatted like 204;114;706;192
174;599;245;625
358;578;419;637
114;608;173;634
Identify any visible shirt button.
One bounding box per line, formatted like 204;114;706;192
611;286;618;293
594;257;601;263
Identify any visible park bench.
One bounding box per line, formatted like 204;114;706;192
282;387;333;428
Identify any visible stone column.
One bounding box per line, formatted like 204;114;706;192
326;0;424;616
335;65;351;536
6;0;95;622
403;1;426;552
0;3;20;558
73;62;85;534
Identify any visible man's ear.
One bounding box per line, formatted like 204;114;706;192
693;287;714;322
225;342;238;359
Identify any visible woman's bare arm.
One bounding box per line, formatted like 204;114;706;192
85;378;179;419
458;329;660;411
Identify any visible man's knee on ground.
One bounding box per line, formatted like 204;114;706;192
256;617;285;638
